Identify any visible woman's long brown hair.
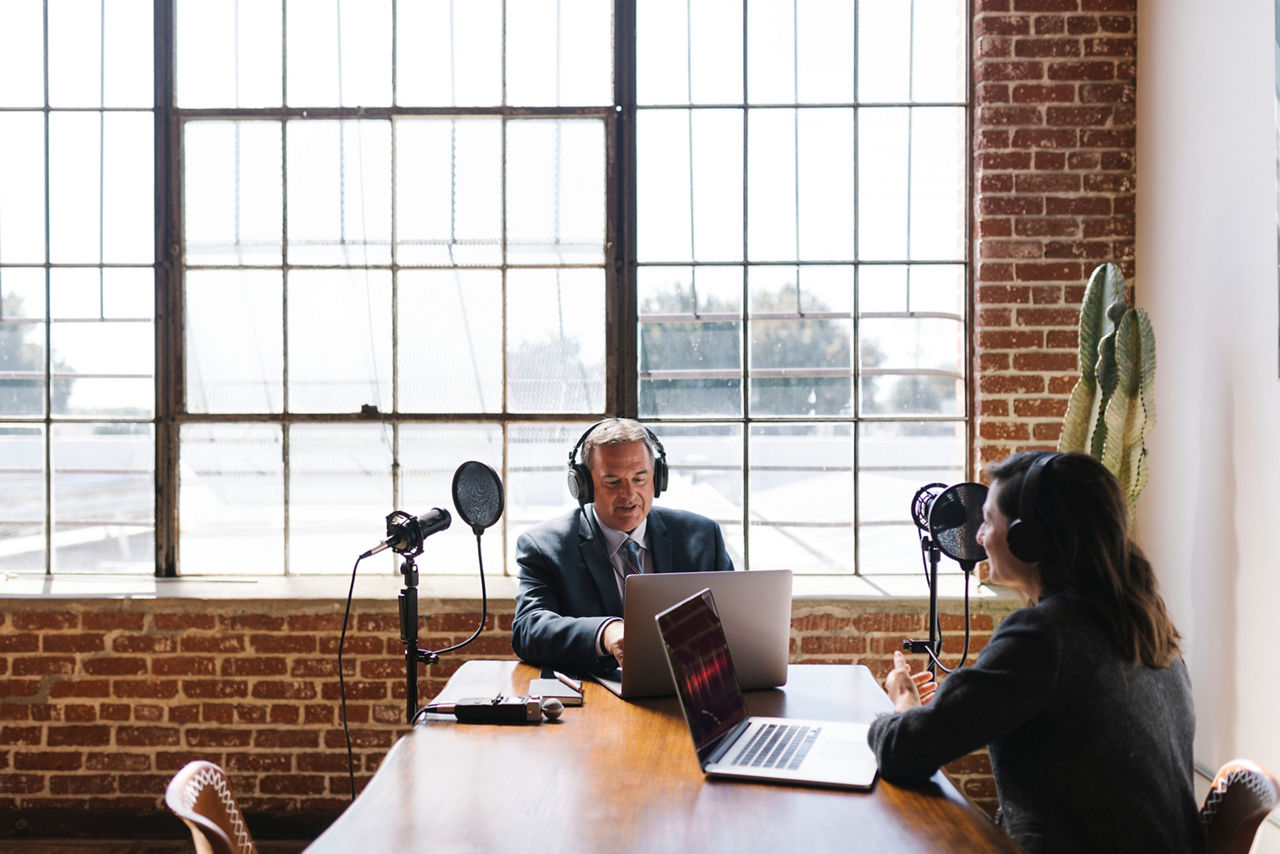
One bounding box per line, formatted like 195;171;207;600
987;451;1182;668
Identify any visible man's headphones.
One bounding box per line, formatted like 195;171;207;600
1005;452;1060;563
566;419;668;505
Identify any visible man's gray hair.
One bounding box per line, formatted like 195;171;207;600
583;418;657;469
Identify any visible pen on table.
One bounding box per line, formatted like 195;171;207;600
553;671;583;693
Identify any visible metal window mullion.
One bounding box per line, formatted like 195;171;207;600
154;0;179;577
280;1;291;574
500;2;509;415
614;0;637;418
42;0;52;576
740;0;750;570
851;0;862;577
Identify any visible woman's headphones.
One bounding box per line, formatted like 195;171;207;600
1005;452;1061;563
566;419;668;505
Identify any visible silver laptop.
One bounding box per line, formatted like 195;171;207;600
591;569;792;699
656;587;879;790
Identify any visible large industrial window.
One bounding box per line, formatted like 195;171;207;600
0;0;968;578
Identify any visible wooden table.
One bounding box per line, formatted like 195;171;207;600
306;660;1016;853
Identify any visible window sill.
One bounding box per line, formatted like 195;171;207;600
0;571;1025;605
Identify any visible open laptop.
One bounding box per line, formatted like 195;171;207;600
655;587;879;790
591;569;792;699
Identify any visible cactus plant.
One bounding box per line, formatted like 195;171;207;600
1057;263;1157;516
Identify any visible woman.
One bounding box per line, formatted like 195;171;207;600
867;451;1202;853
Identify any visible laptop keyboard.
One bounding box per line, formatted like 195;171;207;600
729;723;820;770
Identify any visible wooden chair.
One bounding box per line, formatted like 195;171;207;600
1200;759;1279;854
165;760;259;854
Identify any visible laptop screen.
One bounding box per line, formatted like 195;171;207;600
654;588;749;764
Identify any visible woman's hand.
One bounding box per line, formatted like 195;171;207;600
884;650;938;712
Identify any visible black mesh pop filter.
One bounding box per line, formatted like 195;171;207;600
452;461;505;535
928;482;989;571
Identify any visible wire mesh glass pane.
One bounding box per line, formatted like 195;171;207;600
659;421;744;564
50;267;152;320
286;120;391;266
186;270;283;414
285;0;391;108
398;270;502;414
0;425;44;572
102;112;154;264
286;269;391;414
858;420;965;574
179;423;283;575
176;0;283;108
859;316;964;417
47;111;153;265
397;0;501;107
913;0;967;103
48;0;152;108
637;109;744;263
184;121;284;266
507;268;604;413
638;265;743;419
50;270;153;418
51;422;153;574
288;423;393;574
638;0;743;106
0;269;48;417
505;120;604;266
857;107;909;261
859;264;965;315
48;112;101;264
749;265;853;417
506;422;586;552
747;0;854;105
748;108;854;262
910;107;966;261
0;113;45;263
0;1;44;108
395;118;502;267
857;0;911;104
506;0;612;107
399;424;504;576
749;423;852;573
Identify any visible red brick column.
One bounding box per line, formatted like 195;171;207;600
972;0;1137;469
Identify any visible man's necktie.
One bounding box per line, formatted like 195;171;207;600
620;538;643;577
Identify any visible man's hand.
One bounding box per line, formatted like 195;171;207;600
884;650;937;712
602;619;625;668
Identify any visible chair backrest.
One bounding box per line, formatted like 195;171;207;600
1200;758;1280;854
165;760;259;854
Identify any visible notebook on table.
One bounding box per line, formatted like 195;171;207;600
655;587;879;790
590;569;792;699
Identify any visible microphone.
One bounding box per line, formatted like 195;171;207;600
421;694;563;723
909;481;988;572
360;507;451;559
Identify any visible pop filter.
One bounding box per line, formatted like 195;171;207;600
928;482;989;572
452;461;505;536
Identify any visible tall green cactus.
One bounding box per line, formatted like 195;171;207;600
1057;263;1157;516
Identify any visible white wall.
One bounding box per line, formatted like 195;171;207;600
1137;1;1280;849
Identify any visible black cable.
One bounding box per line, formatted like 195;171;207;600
340;532;489;797
916;535;974;675
426;532;487;658
338;555;361;801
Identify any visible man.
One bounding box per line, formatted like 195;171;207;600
511;419;734;675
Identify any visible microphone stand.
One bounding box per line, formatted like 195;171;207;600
398;555;439;724
904;534;942;678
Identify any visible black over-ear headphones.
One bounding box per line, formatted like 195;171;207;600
566;419;668;505
1005;452;1061;563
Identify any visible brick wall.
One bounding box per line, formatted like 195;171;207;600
973;0;1137;468
0;595;1018;838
